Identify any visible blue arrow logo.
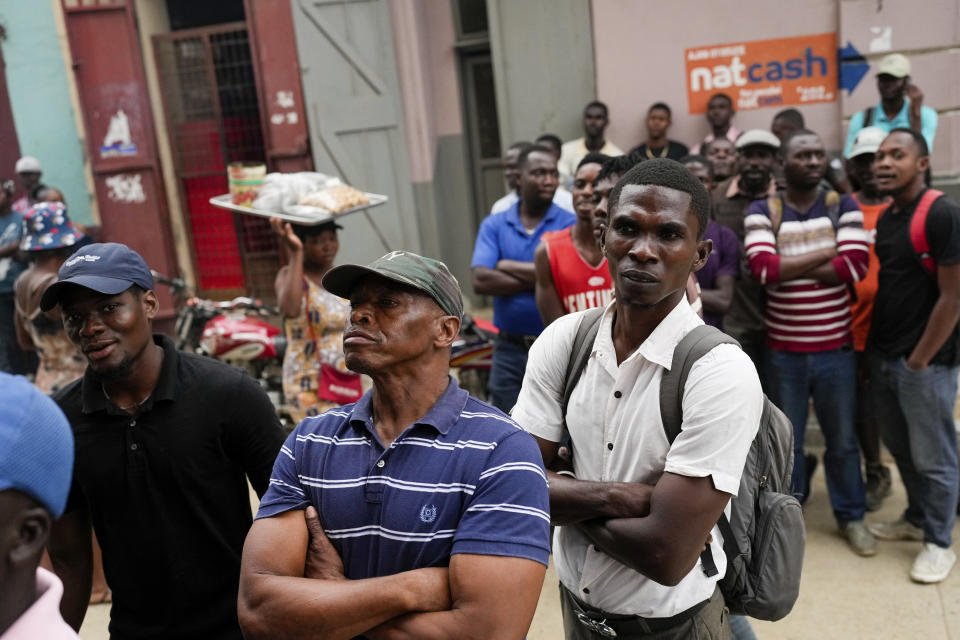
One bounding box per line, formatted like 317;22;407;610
839;41;870;95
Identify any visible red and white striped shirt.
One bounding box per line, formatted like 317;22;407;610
745;192;869;352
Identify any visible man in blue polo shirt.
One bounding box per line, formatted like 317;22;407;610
844;53;938;158
239;251;550;640
471;144;577;412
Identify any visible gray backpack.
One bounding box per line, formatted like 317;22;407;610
563;311;804;621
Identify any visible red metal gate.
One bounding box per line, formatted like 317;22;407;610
61;0;180;324
153;23;279;299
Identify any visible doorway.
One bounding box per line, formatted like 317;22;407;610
152;16;278;299
453;0;504;228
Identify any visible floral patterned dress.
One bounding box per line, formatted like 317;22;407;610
14;269;86;394
282;276;351;423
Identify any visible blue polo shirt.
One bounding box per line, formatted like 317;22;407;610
256;376;551;579
844;97;938;157
471;201;575;335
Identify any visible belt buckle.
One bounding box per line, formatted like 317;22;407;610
576;612;617;638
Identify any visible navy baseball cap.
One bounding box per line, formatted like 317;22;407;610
41;242;155;311
0;373;74;517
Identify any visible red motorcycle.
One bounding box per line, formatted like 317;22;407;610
450;314;498;401
154;271;499;410
153;272;291;424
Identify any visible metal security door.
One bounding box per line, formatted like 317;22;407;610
62;0;180;329
291;0;420;264
153;24;279;299
460;51;503;226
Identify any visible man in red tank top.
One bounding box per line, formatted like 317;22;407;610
534;153;612;325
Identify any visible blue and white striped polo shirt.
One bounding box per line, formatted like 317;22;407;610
256;377;551;577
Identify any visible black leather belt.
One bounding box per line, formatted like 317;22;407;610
563;585;711;637
497;331;538;350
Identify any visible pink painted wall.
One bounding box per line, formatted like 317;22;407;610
592;0;842;152
390;0;463;183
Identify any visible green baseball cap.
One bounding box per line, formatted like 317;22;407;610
322;250;463;319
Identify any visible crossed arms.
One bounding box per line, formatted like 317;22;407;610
535;439;730;587
238;507;545;640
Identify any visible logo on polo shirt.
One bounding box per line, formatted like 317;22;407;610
419;504;438;523
65;254;101;267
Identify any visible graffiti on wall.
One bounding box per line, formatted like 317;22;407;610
105;173;146;203
685;33;837;114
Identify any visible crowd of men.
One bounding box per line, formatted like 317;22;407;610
1;51;958;640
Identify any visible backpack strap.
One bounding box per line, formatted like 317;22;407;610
659;325;741;442
767;194;784;239
823;189;841;230
659;324;742;578
561;307;605;424
863;106;874;127
910;189;944;276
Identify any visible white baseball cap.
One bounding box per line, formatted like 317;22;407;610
847;126;888;159
877;53;911;79
15;156;41;174
735;129;781;151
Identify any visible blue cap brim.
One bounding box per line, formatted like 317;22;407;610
40;275;137;311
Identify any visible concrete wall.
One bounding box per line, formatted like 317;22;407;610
1;1;94;223
390;0;478;306
839;0;960;180
488;0;596;144
592;0;842;153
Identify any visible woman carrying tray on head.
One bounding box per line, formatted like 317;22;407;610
272;217;363;423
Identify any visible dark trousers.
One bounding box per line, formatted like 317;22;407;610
559;584;730;639
766;347;866;523
488;335;529;413
870;353;960;547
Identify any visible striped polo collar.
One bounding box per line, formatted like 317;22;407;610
349;375;470;436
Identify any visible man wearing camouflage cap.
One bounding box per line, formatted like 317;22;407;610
240;251;550;639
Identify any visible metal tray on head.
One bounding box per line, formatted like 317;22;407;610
209;192;389;225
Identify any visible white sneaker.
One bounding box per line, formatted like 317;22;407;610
868;517;924;541
910;543;956;583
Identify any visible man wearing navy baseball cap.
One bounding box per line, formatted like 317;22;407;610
0;372;79;639
42;242;285;639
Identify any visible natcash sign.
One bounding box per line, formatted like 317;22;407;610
685;33;837;114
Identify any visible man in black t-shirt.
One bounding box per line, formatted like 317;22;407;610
42;243;284;639
867;128;960;584
628;102;689;162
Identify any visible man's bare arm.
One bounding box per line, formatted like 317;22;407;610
534;244;565;326
238;509;451;640
471;266;530;296
48;508;93;630
776;247;836;281
366;554;545;640
496;259;536;285
0;240;19;258
535;436;652;525
577;472;730;586
699;274;735;316
906;262;960;369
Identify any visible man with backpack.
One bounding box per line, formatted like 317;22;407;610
843;53;938;159
867;128;960;584
744;129;875;556
513;159;769;638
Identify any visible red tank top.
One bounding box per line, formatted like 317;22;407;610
543;229;614;314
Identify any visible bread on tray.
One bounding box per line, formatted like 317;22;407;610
299;184;370;214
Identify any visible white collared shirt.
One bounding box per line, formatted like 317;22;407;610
513;297;762;617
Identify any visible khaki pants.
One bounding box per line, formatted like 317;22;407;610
560;584;731;640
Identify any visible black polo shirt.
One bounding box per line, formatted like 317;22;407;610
54;334;284;640
629;140;690;162
870;190;960;366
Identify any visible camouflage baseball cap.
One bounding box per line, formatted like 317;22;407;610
322;250;463;319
